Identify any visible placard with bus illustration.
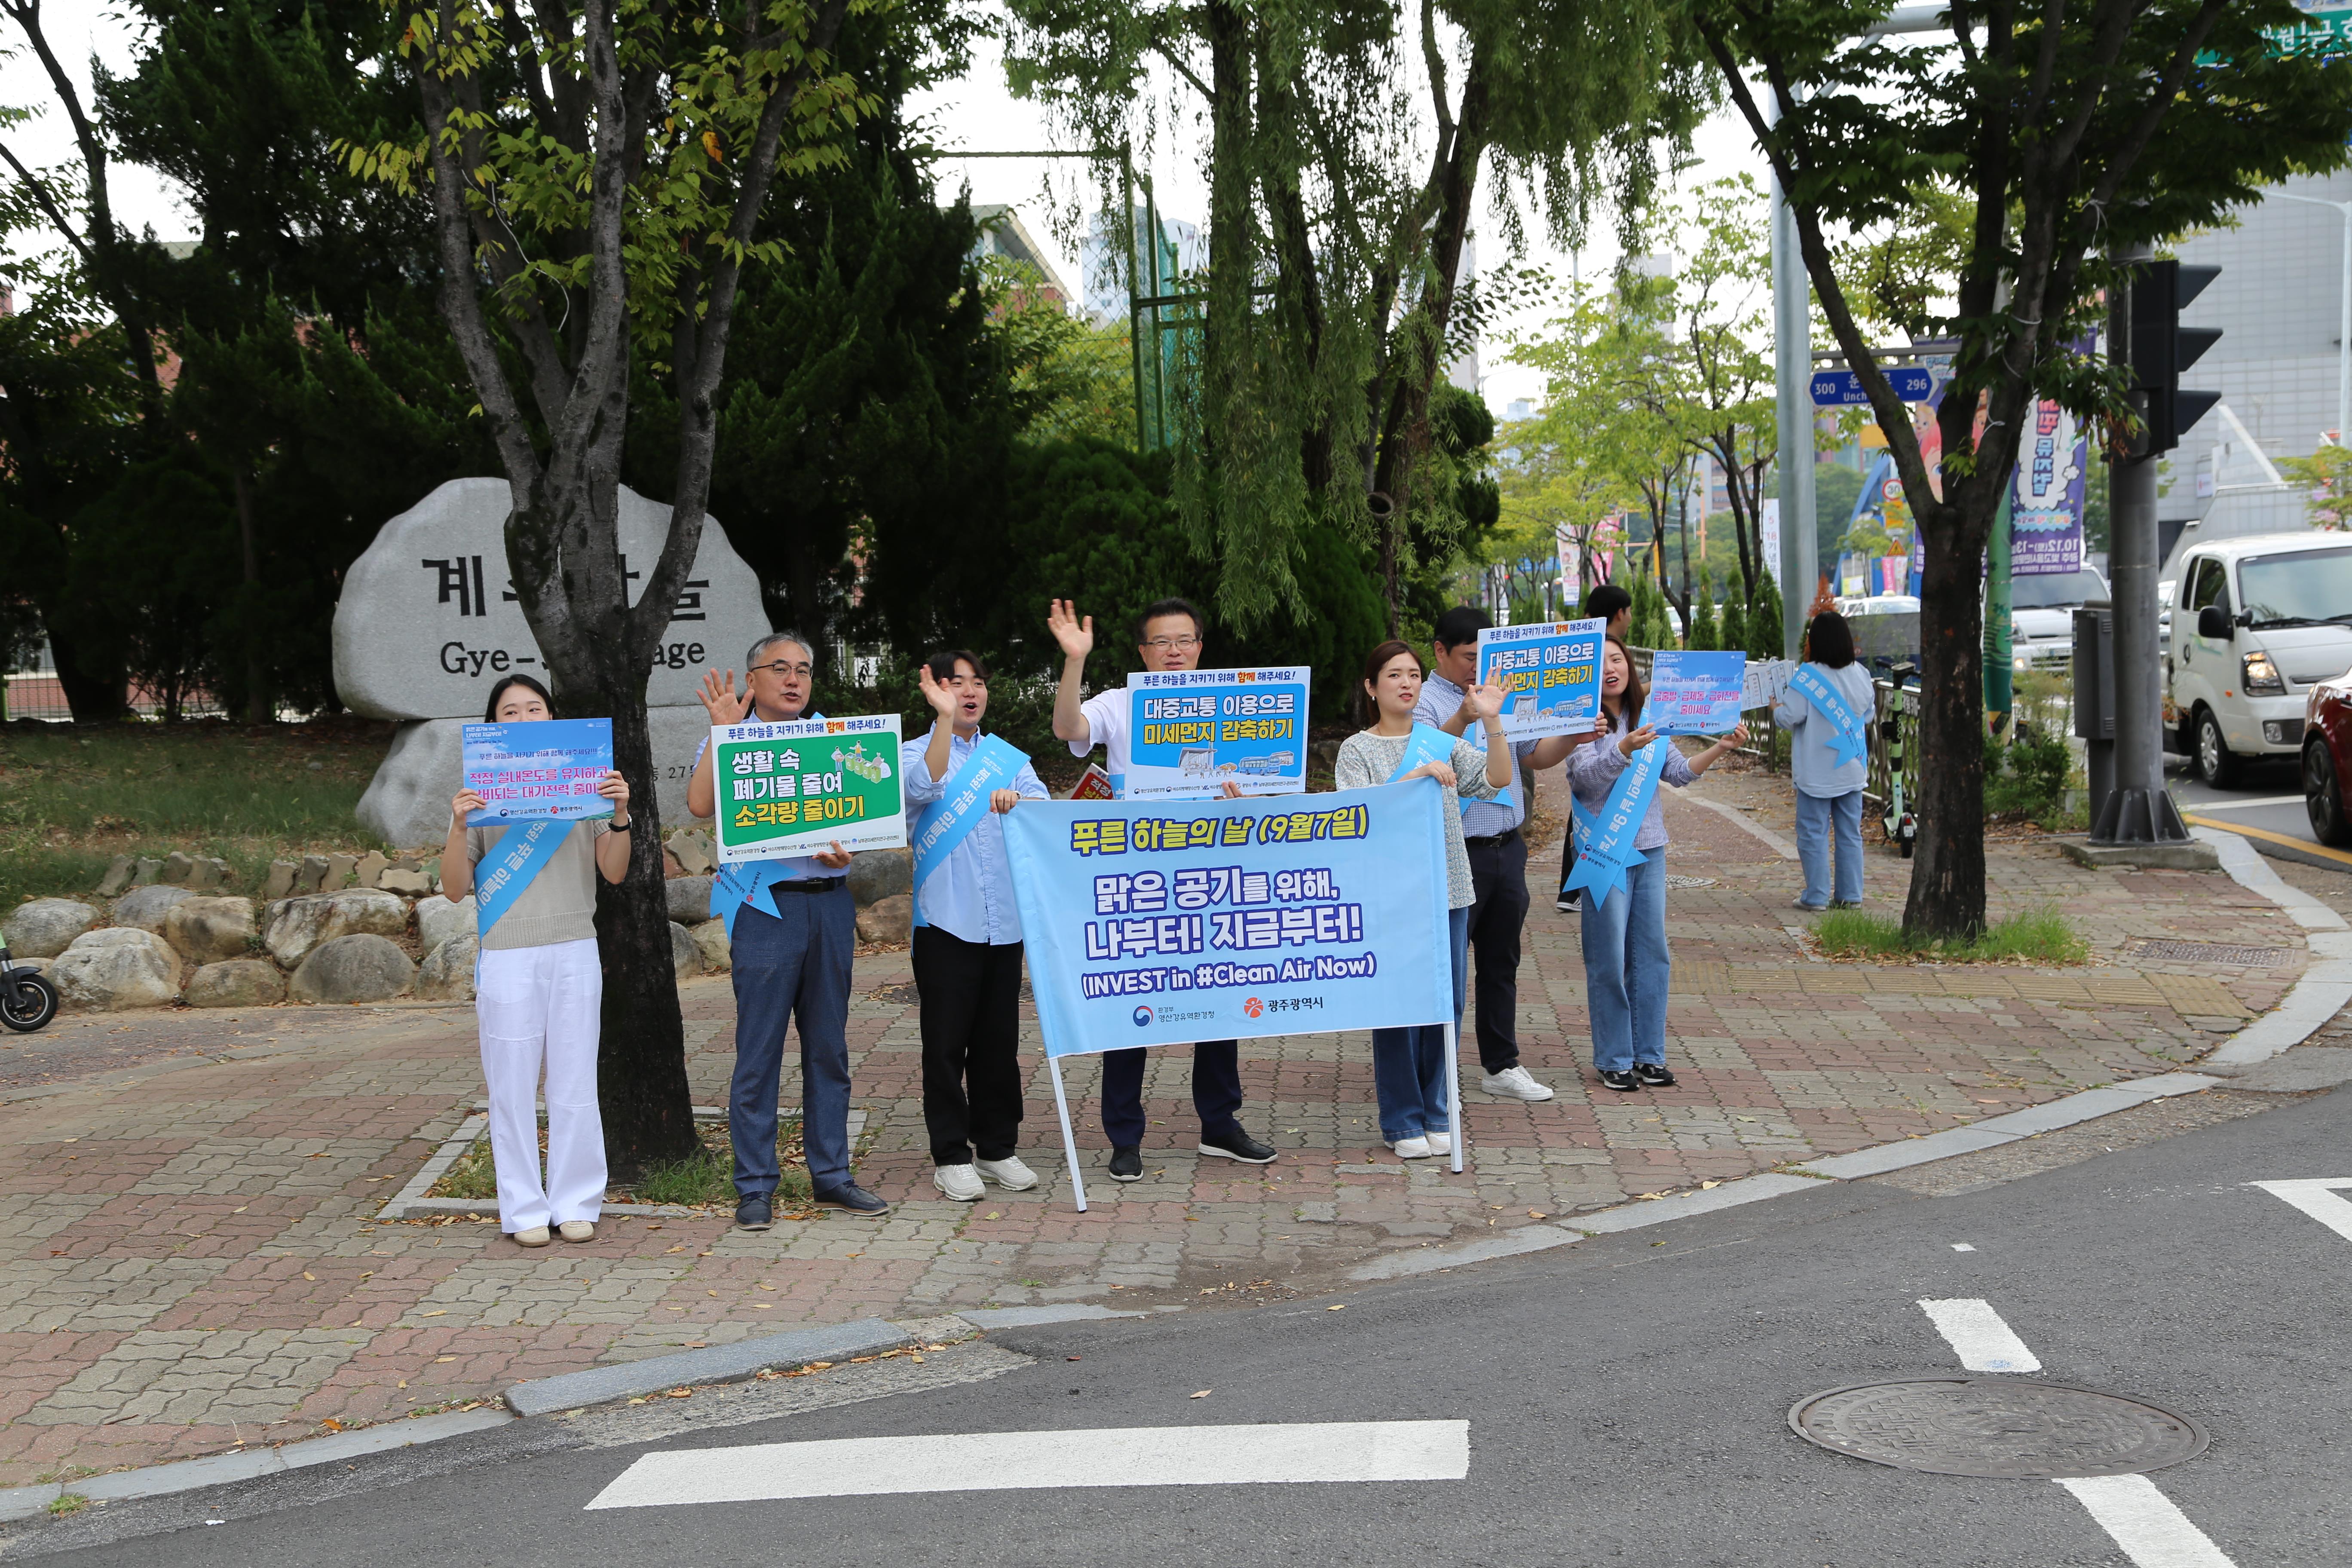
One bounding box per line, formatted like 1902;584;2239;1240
1121;666;1311;799
709;713;907;863
1473;620;1605;740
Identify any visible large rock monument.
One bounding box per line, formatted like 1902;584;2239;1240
337;479;770;846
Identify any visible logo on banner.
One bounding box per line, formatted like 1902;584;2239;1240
1243;997;1264;1018
1133;1005;1154;1027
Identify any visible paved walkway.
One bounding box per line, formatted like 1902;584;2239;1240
0;756;2316;1487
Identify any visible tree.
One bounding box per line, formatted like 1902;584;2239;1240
349;0;871;1167
1691;0;2352;938
2279;444;2352;531
1002;0;1705;633
1662;177;1779;603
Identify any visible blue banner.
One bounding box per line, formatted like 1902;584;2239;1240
462;718;614;826
1001;782;1454;1058
1474;620;1604;740
1648;650;1748;735
475;820;576;937
910;733;1029;929
1562;738;1668;907
1789;664;1869;766
1123;667;1311;798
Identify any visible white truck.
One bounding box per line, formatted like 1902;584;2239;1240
2162;532;2352;785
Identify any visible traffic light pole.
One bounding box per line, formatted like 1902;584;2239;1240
1767;86;1816;659
2092;240;2194;850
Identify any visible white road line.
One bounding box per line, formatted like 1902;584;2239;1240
584;1420;1470;1509
2175;794;2306;811
2055;1476;2239;1568
1916;1298;2043;1372
2250;1178;2352;1243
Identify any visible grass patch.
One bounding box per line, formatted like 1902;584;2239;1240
48;1494;87;1516
1813;902;2089;965
430;1115;812;1209
0;720;389;904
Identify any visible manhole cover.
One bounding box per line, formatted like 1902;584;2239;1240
2123;939;2291;966
1666;875;1718;889
1788;1378;2208;1478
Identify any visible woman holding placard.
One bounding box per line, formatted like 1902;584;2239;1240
1334;640;1513;1160
438;674;632;1247
1773;611;1873;912
1567;638;1746;1094
902;650;1050;1203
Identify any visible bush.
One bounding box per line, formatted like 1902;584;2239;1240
1984;728;2069;819
1745;573;1784;661
1687;569;1719;649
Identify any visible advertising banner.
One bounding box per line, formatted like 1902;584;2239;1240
710;714;906;864
2011;393;2089;576
461;718;614;826
1473;620;1605;740
1001;782;1453;1060
1646;651;1748;735
1123;668;1310;799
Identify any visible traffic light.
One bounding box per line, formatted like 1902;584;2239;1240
2125;259;2221;458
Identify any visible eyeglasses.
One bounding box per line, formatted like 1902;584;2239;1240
752;661;813;679
1141;636;1202;652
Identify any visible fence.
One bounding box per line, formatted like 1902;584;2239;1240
2;673;228;723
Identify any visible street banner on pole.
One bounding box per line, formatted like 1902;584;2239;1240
709;714;906;864
1759;500;1782;585
1122;667;1310;799
462;718;614;825
2010;393;2089;576
1647;651;1749;735
1473;620;1605;739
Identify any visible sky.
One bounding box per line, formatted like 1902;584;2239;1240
3;2;1771;412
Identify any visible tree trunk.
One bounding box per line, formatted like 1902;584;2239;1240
1901;502;1991;940
233;470;270;725
591;673;698;1176
46;624;124;724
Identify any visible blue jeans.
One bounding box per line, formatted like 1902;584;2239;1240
1370;906;1470;1143
728;888;856;1195
1795;789;1865;908
1579;847;1669;1073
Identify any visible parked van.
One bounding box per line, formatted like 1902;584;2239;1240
2162;532;2352;785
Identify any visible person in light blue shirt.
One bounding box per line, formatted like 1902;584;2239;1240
1418;606;1583;1105
688;634;887;1227
902;650;1050;1204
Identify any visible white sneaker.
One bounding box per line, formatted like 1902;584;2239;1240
511;1225;551;1247
1482;1066;1556;1102
974;1155;1038;1191
557;1221;595;1242
1424;1130;1452;1156
1388;1136;1432;1159
932;1164;985;1202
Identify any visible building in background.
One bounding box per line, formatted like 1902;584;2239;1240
1077;208;1205;328
2161;168;2351;566
967;204;1073;311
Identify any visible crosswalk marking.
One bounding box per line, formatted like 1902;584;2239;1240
2251;1178;2352;1243
585;1420;1470;1509
1917;1297;2042;1372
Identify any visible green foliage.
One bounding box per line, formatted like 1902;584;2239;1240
1814;903;2087;965
1721;590;1746;657
1814;462;1865;570
1626;567;1677;650
2278;444;2352;533
1983;729;2070;820
1686;568;1719;650
1745;572;1784;662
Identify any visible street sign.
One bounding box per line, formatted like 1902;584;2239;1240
1810;366;1935;406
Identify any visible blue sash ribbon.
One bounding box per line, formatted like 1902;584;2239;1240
710;861;791;941
475;821;575;938
1387;723;1511;814
910;733;1029;929
1790;664;1869;767
1562;737;1668;908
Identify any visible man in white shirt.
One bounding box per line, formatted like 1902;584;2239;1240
1048;596;1278;1182
1422;606;1583;1103
688;633;889;1228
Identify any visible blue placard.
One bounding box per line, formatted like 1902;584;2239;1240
1123;667;1310;798
1473;620;1605;739
1810;366;1936;406
1646;651;1748;735
1001;781;1453;1057
462;718;615;826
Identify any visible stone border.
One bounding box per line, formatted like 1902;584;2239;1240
1681;790;1799;860
2190;828;2352;1069
373;1106;866;1221
502;1316;915;1417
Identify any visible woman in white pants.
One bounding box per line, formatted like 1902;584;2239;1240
438;674;632;1246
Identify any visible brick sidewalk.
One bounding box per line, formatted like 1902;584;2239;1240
0;757;2311;1487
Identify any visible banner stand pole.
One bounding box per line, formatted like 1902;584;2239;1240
1047;1055;1089;1213
1444;1021;1464;1174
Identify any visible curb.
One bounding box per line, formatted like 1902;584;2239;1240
0;1407;513;1522
502;1316;914;1417
1681;791;1799;860
1346;1073;2220;1281
2192;828;2352;1070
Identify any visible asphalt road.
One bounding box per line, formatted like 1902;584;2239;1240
2167;752;2351;873
18;1086;2351;1568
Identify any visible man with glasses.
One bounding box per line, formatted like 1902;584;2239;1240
688;631;889;1226
1048;597;1278;1182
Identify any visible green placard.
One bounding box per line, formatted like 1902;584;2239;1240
711;713;906;864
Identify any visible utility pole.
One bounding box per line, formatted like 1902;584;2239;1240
1767;85;1815;661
